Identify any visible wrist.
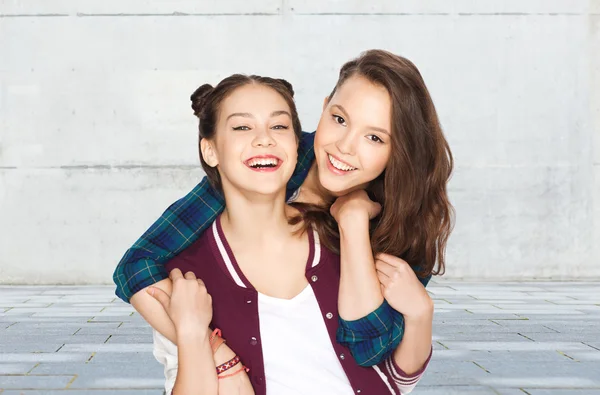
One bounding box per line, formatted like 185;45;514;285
176;325;211;342
338;210;370;229
214;342;236;366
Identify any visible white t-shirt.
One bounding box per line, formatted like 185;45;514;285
258;285;354;394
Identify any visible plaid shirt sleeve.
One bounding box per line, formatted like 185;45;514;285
113;131;317;303
336;272;432;367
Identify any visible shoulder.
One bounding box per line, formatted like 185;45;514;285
165;227;216;273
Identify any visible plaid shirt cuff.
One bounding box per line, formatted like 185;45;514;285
337;299;395;343
114;260;169;302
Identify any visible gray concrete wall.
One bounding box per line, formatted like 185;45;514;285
1;0;598;284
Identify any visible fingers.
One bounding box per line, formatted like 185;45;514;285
197;278;206;288
377;270;391;287
146;286;171;309
169;268;198;282
375;253;408;268
169;268;184;281
375;259;396;278
184;271;197;281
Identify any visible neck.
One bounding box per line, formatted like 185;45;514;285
298;162;334;205
220;187;293;244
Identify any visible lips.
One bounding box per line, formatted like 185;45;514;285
244;155;283;173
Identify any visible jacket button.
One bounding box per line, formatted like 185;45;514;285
356;390;361;393
311;275;318;282
246;300;252;304
339;353;345;360
326;312;333;319
250;337;258;346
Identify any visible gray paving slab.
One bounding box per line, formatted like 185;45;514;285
87;352;158;365
57;343;153;353
1;391;163;395
29;361;163;376
1;282;599;393
0;353;92;363
525;390;600;395
0;375;75;389
0;363;37;374
416;386;517;394
105;334;153;344
433;332;534;342
566;350;600;361
520;331;600;342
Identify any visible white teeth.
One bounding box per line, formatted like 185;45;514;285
328;154;355;171
247;158;278;167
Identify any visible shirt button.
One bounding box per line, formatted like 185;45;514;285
311;275;318;282
326;312;333;319
250;337;258;346
339;353;345;360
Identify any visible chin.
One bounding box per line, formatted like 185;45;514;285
317;174;352;196
319;173;369;198
247;180;288;196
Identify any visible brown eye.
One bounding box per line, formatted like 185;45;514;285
232;126;251;131
367;135;384;143
332;115;346;126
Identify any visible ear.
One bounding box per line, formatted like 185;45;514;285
322;96;330;111
200;138;219;167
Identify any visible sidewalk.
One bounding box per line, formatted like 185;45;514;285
0;281;599;394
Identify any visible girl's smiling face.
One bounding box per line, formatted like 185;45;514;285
201;83;298;197
314;75;392;196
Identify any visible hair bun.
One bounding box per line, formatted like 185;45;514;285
190;84;214;117
276;78;295;98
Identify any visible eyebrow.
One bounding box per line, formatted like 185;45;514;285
331;104;390;136
226;110;292;121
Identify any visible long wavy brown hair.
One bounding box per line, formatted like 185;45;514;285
297;50;454;278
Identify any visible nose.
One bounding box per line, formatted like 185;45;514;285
252;126;276;148
335;129;356;156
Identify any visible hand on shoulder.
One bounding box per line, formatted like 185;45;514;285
148;268;213;338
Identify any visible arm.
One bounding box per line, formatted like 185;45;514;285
377;344;432;394
336;275;431;367
376;254;433;374
337;211;384;319
331;190;390;366
333;191;432;369
339;267;433;393
331;190;384;321
175;329;217;395
113;177;225;303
